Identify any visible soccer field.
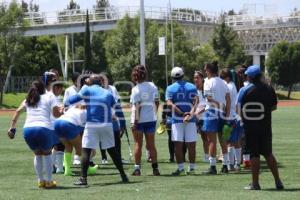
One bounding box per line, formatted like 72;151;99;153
1;107;300;200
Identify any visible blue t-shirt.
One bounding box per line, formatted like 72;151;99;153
66;84;116;123
165;80;197;123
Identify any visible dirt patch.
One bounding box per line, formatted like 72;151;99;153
0;109;15;116
278;100;300;107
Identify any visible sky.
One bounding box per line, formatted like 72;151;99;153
6;0;300;16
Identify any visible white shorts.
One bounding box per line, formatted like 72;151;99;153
82;123;114;150
171;122;198;142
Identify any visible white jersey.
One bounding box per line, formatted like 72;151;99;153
204;76;229;111
130;81;158;123
58;106;87;127
196;90;206;119
24;93;57;129
226;81;238;118
46;90;62;129
63;85;78;105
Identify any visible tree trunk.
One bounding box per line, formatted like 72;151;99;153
287;84;293;99
0;89;3;106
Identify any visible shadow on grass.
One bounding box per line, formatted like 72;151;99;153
30;185;83;190
263;188;300;192
92;180;142;187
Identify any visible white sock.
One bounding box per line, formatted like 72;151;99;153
222;153;229;166
228;147;235;165
235;148;242;165
34;156;43;182
134;164;140;170
52;150;57;167
209;157;216;166
243;154;250;161
56;151;64;172
189;163;195;170
44;155;53;182
204;154;209;162
178;163;184;171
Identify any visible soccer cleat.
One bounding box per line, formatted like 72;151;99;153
153;168;161;176
244;183;261;190
187;169;195;175
56;168;64;174
203;166;217;175
228;164;235;172
87;165;98;175
101;159;108;164
276;181;284;190
74;177;88;187
220;165;229;174
38;180;46;188
171;169;186;176
45;181;57;189
235;164;241;172
132;168;141;176
121;174;129;183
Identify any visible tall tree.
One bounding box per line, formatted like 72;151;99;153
95;0;110;8
0;1;24;104
266;41;300;98
84;10;92;71
211;21;247;67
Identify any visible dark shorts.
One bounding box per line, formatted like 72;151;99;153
245;129;272;157
136;121;156;134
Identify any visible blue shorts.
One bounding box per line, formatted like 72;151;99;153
229;120;243;143
202;109;224;133
23;127;56;151
54;120;84;140
136;121;156;134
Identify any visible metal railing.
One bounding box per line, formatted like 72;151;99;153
23;6;220;27
225;14;300;28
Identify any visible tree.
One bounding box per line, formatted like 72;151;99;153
0;1;24;104
84;10;92;71
211;21;247;68
266;41;300;98
95;0;110;8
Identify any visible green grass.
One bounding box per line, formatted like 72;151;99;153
1;107;300;200
276;91;300;100
0;93;27;108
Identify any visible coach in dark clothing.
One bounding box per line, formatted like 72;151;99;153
237;65;284;190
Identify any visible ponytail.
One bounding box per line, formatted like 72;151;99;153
26;80;45;107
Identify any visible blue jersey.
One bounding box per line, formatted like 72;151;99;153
65;85;116;123
165;80;197;123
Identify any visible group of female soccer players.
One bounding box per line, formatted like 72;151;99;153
8;62;252;188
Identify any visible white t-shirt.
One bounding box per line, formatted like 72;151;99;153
24;93;57;129
58;106;87;127
226;81;238;118
204;77;229;110
196;90;206;119
130;82;158;123
46;90;62;129
63;85;78;104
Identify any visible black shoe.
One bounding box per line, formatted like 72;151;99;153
89;161;95;167
169;158;175;163
171;169;186;176
121;174;129;183
276;181;284;190
220;165;229;174
132;168;141;176
203;166;217;175
244;183;261;190
153;168;161;176
74;177;88;187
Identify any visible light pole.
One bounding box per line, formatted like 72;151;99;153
140;0;146;66
169;0;175;68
